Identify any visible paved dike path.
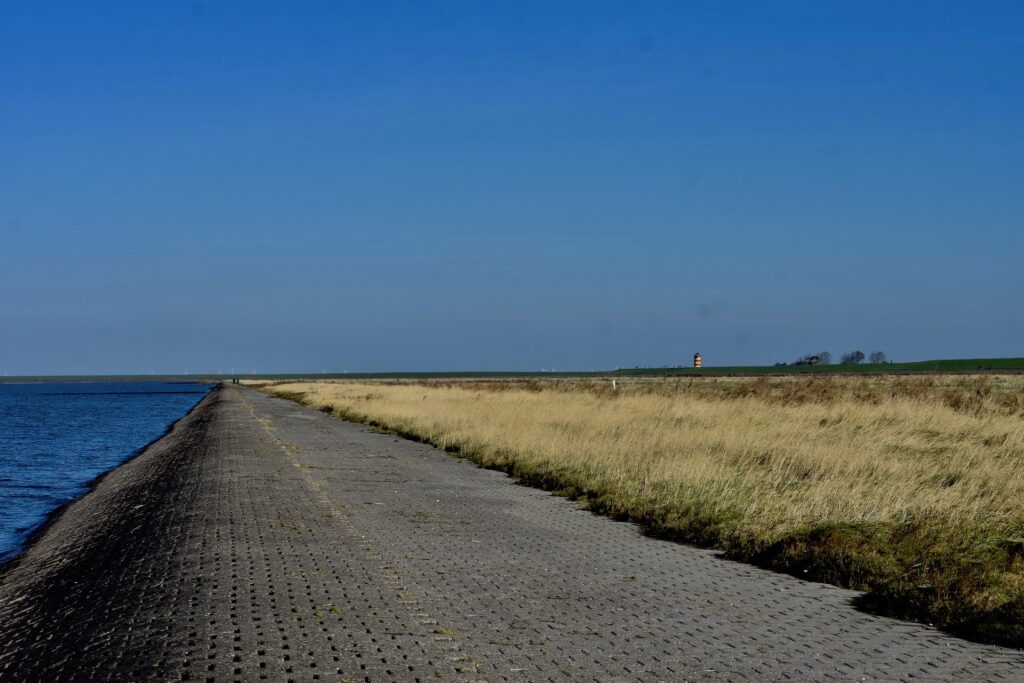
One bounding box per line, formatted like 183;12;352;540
1;385;1022;681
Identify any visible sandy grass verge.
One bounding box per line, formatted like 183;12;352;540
251;375;1024;645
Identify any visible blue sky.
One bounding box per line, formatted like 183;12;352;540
1;1;1021;373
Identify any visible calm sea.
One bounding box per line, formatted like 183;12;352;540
0;381;211;563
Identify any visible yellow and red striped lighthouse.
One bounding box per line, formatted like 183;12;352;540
694;352;702;368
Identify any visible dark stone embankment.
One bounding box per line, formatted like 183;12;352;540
1;384;1022;681
0;387;221;678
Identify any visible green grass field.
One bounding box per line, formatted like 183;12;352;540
614;357;1024;376
196;356;1024;379
3;358;1021;382
242;356;1023;380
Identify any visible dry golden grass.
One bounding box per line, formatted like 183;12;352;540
252;375;1024;644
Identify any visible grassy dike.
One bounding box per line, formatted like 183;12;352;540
253;376;1024;646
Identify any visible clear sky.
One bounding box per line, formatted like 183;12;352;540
2;1;1021;374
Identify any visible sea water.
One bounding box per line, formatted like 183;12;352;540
0;381;210;563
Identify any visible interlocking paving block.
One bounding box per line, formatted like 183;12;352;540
1;385;1022;681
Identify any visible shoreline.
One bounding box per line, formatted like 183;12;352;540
0;384;217;575
0;387;223;678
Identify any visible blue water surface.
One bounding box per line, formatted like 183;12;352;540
0;381;211;563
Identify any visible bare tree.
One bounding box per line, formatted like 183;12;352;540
869;351;886;364
818;351;831;365
841;350;865;365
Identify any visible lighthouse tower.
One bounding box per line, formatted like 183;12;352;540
694;352;702;368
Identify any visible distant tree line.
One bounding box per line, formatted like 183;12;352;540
790;351;832;366
840;350;888;365
777;350;887;366
842;350;865;365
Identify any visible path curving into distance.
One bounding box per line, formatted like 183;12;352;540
1;384;1021;681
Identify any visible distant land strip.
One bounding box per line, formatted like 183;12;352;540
2;357;1023;382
